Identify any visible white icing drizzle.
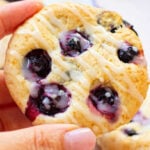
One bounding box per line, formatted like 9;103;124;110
50;51;72;70
29;20;51;50
75;4;97;20
65;106;80;124
76;56;97;79
101;43;117;54
69;70;89;85
41;9;66;30
69;82;87;97
17;29;40;49
30;82;40;98
52;66;70;81
62;3;94;32
17;3;145;103
36;14;57;34
50;50;90;89
89;49;144;101
61;3;120;46
60;3;144;101
9;50;22;60
71;97;108;131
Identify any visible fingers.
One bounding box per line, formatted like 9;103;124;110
0;70;13;104
64;127;96;150
0;124;96;150
0;0;43;39
0;70;32;131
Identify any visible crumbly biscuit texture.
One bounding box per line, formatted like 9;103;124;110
4;2;148;136
97;121;150;150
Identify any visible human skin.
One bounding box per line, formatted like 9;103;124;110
0;1;96;150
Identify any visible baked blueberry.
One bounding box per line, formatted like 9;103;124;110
123;128;138;136
97;11;123;33
110;26;119;33
23;49;51;81
25;99;40;121
59;30;92;57
88;86;120;122
117;43;139;63
25;83;71;120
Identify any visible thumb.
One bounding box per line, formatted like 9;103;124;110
0;124;96;150
0;0;43;39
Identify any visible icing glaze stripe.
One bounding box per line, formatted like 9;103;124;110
16;2;144;103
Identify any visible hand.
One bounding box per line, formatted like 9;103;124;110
0;1;96;150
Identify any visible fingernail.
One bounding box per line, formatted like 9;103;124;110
64;128;96;150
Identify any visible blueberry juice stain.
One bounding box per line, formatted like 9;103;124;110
25;83;71;121
88;85;120;122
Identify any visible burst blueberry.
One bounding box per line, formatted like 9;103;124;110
88;86;120;122
59;30;92;57
123;128;138;136
25;83;71;120
23;49;51;81
117;43;139;63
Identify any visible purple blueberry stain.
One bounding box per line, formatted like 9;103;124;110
117;43;139;63
23;49;52;81
25;83;71;120
59;30;92;57
123;128;138;136
25;98;40;122
88;85;120;122
131;111;150;126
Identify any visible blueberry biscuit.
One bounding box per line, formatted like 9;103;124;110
97;89;150;149
4;2;148;135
